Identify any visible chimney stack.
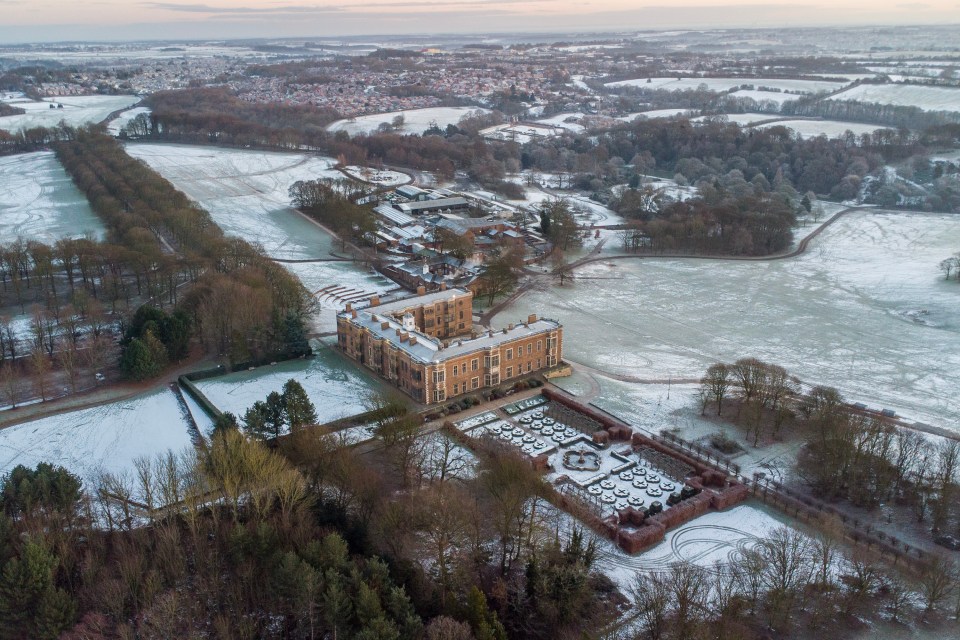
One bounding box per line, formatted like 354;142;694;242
381;321;389;330
345;302;352;312
351;309;358;319
527;314;538;324
396;328;401;336
369;295;380;307
440;282;447;291
409;336;418;345
417;285;426;296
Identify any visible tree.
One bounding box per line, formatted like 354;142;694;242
631;570;670;640
479;253;519;305
0;539;76;639
700;363;731;416
119;330;166;381
550;250;573;286
283;379;317;431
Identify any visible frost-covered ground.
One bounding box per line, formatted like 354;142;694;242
106;106;151;135
0;151;105;242
506;211;960;430
194;343;386;423
283;261;398;333
340;165;408;186
126;143;342;260
0;95;139;132
829;83;960;112
756;119;894;139
726;89;803;106
327;107;488;136
605;77;846;93
618;108;695;121
0;389;194;484
534;112;586;133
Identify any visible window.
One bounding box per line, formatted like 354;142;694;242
471;358;479;371
471;377;479;389
452;365;458;377
526;362;532;372
433;389;446;403
425;319;434;328
537;358;541;369
432;370;445;384
453;383;459;395
506;366;513;379
459;311;464;319
527;344;532;355
506;348;513;360
537;340;542;352
459;322;465;329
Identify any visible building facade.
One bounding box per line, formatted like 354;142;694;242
337;290;562;405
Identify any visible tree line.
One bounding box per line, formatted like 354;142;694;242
0;387;621;639
54;129;313;367
700;359;960;536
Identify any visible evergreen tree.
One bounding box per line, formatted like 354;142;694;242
212;411;239;434
283;379;317;430
265;391;287;439
282;312;310;357
243;401;270;441
0;539;75;639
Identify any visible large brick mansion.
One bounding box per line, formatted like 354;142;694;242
336;287;562;405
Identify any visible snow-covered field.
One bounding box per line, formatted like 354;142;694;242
340;165;408;186
0;389;195;484
605;77;846;94
0;95;139;132
0;151;105;242
618;108;695;121
283;261;398;333
327;106;488;136
505;210;960;430
727;89;803;106
589;503;804;587
193;343;385;423
106;106;151;135
756;119;892;139
828;83;960;112
534;112;586;133
125;143;343;260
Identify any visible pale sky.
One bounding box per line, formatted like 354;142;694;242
0;0;958;43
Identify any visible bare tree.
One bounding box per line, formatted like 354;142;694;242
700;362;731;416
631;570;671;640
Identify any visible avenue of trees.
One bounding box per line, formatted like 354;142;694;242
54;129;313;368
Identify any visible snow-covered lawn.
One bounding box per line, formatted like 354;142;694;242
125;143;343;260
282;261;398;333
605;77;846;94
193;343;386;424
828;83;960;112
0;151;105;242
505;210;960;430
0;95;139;132
106;106;151;135
534;112;587;133
0;389;195;484
727;89;803;105
618;108;695;121
327;107;488;136
340;165;408;186
755;119;893;139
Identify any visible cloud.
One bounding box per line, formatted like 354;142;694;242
140;3;342;14
896;2;931;8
